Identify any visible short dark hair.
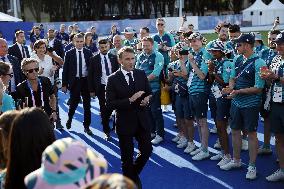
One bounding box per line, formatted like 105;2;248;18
15;30;24;38
0;61;11;76
141;36;154;44
229;24;240;33
98;39;109;45
269;30;281;36
141;27;150;33
69;33;76;42
5;108;56;189
74;33;84;39
117;46;135;59
33;39;46;51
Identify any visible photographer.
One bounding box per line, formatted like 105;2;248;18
31;40;63;85
30;39;63;129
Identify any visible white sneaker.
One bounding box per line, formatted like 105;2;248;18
246;166;257;180
162;105;169;113
184;142;196;153
177;137;188;148
258;146;272;155
217;155;231;167
220;159;242;170
214;139;221;149
266;169;284;182
151;135;163;145
210;152;223;161
210;125;218;134
190;147;201;156
227;126;231;134
241;139;248;151
171;134;181;143
192;150;210;161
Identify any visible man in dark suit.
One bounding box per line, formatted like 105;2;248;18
0;38;24;98
62;33;93;135
8;30;30;64
46;28;64;58
106;47;153;188
88;39;119;140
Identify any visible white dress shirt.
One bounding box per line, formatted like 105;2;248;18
121;68;134;85
76;48;87;77
100;53;112;85
31;54;55;84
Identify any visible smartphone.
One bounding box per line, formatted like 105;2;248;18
25;97;29;106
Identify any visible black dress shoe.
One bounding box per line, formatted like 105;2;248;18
66;120;71;129
84;128;93;136
56;121;64;130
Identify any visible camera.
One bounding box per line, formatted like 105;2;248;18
183;15;187;22
179;50;189;55
55;78;62;89
47;46;54;53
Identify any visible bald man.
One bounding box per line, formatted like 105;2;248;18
0;38;23;97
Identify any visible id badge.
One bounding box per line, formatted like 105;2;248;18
187;72;194;87
273;86;283;103
211;85;222;99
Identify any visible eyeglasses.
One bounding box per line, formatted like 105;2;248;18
157;23;164;26
137;48;142;51
26;68;39;74
5;73;13;78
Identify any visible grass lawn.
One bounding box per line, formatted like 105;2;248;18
203;31;270;46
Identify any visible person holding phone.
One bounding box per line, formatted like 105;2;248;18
15;58;57;127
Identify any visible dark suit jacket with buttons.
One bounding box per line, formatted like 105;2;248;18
8;43;30;63
88;53;119;95
7;54;24;86
106;69;152;135
62;48;92;89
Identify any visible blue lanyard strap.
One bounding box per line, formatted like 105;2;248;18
27;78;44;107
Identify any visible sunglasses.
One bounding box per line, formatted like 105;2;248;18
26;68;39;74
5;73;13;78
137;48;142;51
157;23;164;26
268;38;276;41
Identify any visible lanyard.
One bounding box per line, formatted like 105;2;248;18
27;78;44;107
235;57;258;79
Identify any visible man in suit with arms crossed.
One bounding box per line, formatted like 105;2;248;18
106;47;153;188
88;39;119;141
62;33;93;135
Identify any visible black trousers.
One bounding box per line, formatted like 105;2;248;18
68;77;91;128
117;125;152;184
97;84;113;134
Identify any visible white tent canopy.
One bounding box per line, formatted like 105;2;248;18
242;0;269;26
0;12;22;21
264;0;284;25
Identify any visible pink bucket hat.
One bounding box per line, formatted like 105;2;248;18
24;137;108;189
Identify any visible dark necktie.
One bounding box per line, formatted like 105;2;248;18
104;55;110;76
21;45;26;58
127;72;135;94
1;57;5;62
78;51;82;78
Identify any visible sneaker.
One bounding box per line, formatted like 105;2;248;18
217;155;231;167
214;139;221;149
177;137;188;148
162;105;169;113
266;169;284;182
172;134;181;143
210;125;218;134
210;152;223;161
227;126;231;134
246;166;257;180
190;147;201;156
192;150;210;161
241;139;249;151
151;135;163;145
258;146;272;155
184;142;196;153
220;159;242;170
